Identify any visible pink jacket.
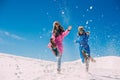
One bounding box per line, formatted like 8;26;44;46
48;30;70;54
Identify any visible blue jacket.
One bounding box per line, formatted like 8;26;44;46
75;32;90;63
75;32;89;46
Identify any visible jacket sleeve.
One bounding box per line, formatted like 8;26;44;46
62;30;70;37
48;43;52;48
86;32;90;38
75;36;80;43
86;34;89;38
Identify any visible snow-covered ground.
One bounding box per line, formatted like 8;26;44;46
0;53;120;80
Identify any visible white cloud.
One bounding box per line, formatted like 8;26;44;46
0;38;4;44
11;34;24;40
0;31;25;40
4;31;10;36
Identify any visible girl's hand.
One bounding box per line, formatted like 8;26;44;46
86;31;90;35
68;26;72;31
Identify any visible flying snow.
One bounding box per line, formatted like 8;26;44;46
86;20;89;25
90;6;93;10
42;28;46;31
107;35;111;38
46;12;49;15
101;14;104;18
61;11;65;15
75;6;78;9
83;15;85;17
40;36;42;39
89;20;93;22
53;0;57;2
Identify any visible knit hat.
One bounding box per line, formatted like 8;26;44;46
78;26;84;31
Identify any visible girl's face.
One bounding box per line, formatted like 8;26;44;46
55;23;59;30
79;30;83;35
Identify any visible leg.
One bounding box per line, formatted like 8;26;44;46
82;49;90;72
52;48;59;57
56;54;62;73
90;56;96;62
79;46;85;63
82;50;88;58
82;45;91;61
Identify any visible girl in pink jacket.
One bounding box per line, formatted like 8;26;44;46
48;21;72;73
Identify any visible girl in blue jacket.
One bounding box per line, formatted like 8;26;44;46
75;26;95;63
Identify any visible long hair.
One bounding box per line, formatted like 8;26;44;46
52;21;65;37
50;38;56;48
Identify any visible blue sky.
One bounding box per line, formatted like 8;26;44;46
0;0;120;61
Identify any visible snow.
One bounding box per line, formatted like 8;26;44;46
86;6;93;12
86;20;89;25
46;12;49;15
107;35;111;38
88;26;90;29
82;15;85;17
90;6;93;10
53;0;57;2
42;28;46;31
75;6;78;9
86;9;89;12
101;14;104;18
39;36;42;39
89;19;93;22
0;53;120;80
61;11;65;15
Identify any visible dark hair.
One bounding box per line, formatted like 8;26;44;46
53;25;65;37
50;38;56;48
